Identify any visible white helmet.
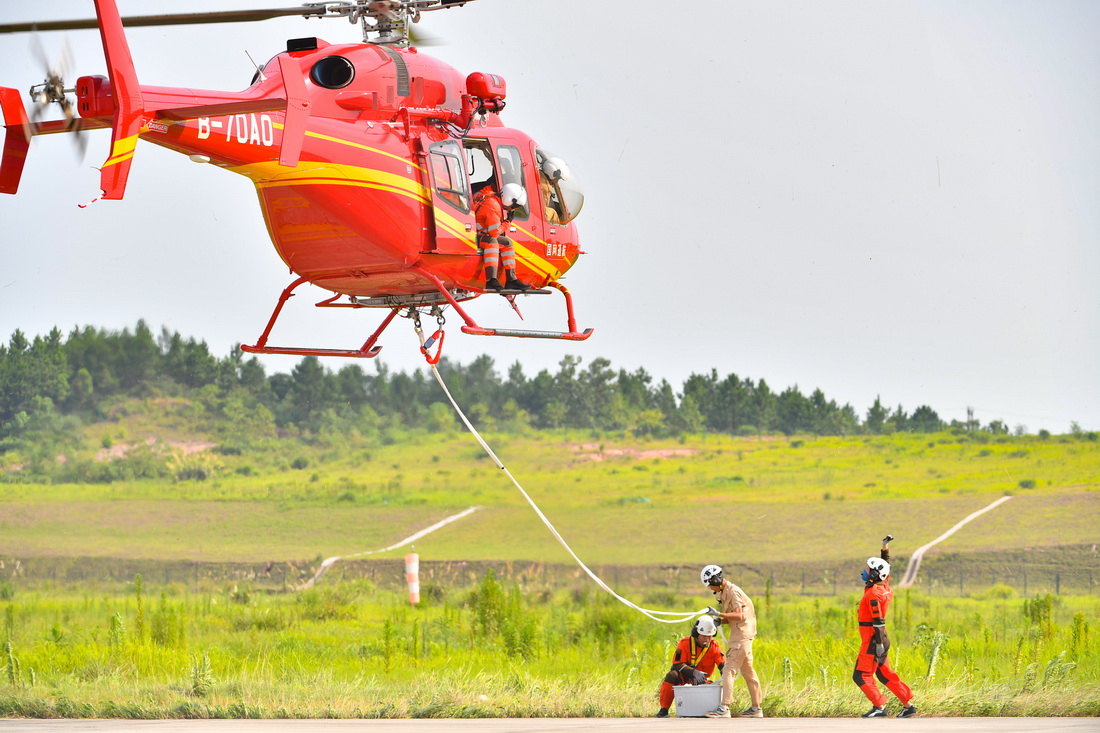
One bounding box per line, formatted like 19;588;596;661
700;564;723;587
866;557;890;582
500;182;527;209
541;156;570;182
694;616;718;637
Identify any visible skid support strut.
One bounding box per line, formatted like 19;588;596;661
241;275;399;358
412;267;593;341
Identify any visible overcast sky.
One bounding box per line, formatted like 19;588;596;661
1;1;1097;433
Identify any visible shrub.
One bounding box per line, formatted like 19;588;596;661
981;583;1017;600
188;652;214;697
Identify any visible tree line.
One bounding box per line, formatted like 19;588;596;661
0;321;965;445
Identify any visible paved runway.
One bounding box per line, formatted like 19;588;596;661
1;719;1097;733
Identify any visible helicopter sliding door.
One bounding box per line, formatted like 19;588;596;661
462;137;550;274
424;138;477;256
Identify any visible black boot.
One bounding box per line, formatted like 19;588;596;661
504;275;531;291
484;277;503;292
655;707;669;718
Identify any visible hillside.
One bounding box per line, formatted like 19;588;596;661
2;394;1097;596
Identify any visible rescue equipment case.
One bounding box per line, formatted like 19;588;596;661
673;683;721;717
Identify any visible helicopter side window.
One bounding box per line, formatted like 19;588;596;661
495;145;528;221
429;140;470;212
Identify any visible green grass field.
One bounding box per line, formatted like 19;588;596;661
2;407;1099;717
2;428;1097;574
0;574;1096;718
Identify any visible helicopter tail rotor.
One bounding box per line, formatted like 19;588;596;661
27;36;88;160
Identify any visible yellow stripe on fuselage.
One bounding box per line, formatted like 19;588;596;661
232;157;563;281
511;223;563;280
231;161;431;205
272;122;425;173
429;208;562;280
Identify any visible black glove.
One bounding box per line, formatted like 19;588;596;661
692;669;708;685
882;534;894;545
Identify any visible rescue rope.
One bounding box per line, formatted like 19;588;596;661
413;321;708;624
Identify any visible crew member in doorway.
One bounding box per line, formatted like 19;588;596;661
854;535;917;718
473;182;531;292
656;616;725;718
701;564;764;718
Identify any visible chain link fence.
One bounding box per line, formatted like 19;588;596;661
3;550;1098;599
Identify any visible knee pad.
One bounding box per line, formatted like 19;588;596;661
664;670;682;686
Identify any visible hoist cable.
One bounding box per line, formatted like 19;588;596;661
414;325;709;624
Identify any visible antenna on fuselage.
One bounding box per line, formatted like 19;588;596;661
245;50;267;82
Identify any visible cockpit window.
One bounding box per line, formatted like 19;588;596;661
536;148;584;224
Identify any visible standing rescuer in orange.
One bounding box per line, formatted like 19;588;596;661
655;616;725;718
854;534;917;718
701;564;764;718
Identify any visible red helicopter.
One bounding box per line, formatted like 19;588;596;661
0;0;592;359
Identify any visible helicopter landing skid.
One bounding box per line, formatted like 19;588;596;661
486;287;552;295
240;274;397;358
413;268;594;342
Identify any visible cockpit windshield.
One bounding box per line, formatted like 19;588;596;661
535;148;584;224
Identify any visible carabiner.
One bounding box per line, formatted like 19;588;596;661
420;328;445;365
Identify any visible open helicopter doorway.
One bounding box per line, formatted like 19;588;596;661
424;136;547;262
465;137;548;262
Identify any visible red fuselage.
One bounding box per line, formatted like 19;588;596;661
76;38;583;299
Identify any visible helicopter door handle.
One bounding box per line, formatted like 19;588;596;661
465;223;472;231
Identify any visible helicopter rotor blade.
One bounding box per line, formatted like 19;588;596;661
0;6;330;34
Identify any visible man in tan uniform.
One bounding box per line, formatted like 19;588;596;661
700;564;763;718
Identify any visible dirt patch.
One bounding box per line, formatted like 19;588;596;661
95;438;216;462
568;443;697;462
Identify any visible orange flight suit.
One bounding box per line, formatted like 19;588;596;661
659;635;725;710
853;553;913;707
473;186;515;273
